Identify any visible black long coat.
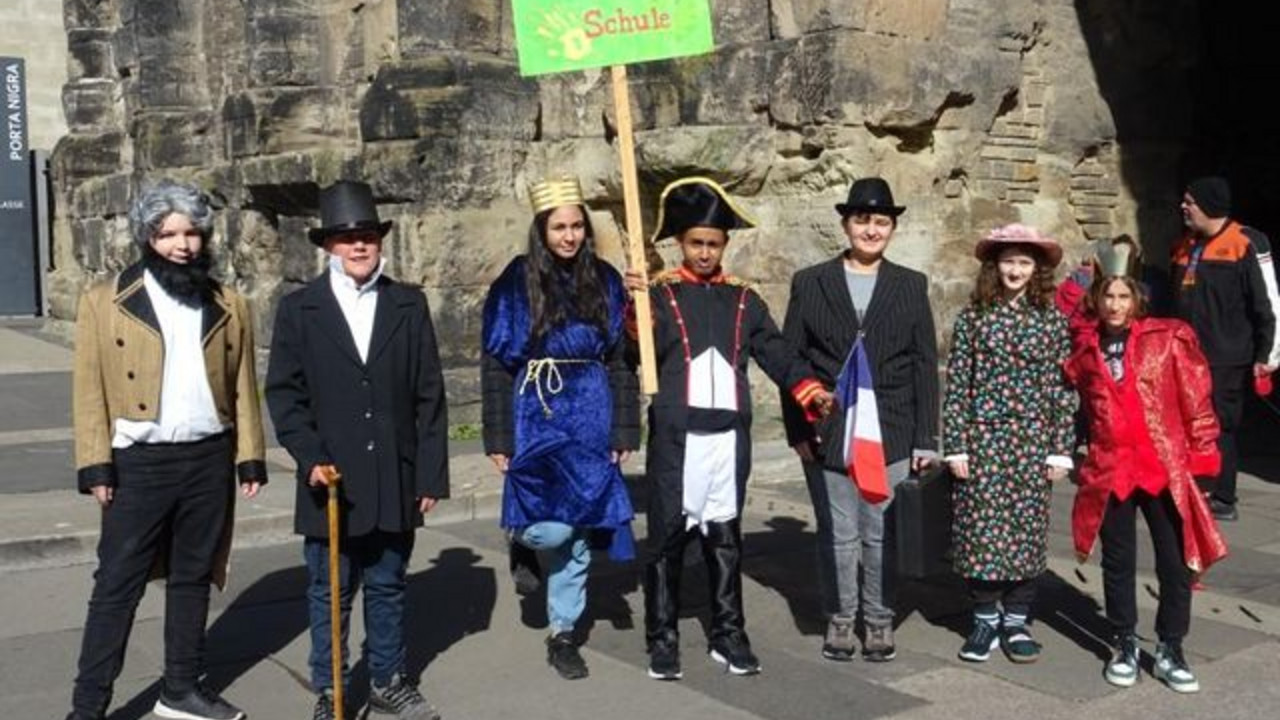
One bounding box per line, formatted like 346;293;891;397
266;272;450;538
781;257;940;469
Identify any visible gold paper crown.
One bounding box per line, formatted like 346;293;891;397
528;177;586;215
1095;235;1141;277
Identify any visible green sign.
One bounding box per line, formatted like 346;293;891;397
512;1;714;76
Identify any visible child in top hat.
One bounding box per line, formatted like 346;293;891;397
624;177;832;680
266;180;449;720
943;224;1074;665
1060;238;1225;693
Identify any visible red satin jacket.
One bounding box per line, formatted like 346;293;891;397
1064;317;1228;574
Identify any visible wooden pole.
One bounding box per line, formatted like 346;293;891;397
610;64;659;395
324;466;345;720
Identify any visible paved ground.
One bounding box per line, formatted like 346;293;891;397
2;320;1280;719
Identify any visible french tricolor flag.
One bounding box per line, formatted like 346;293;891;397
835;337;889;504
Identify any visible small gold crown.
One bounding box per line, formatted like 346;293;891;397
528;177;586;215
1095;235;1141;277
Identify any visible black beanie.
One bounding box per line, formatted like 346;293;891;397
1186;176;1231;218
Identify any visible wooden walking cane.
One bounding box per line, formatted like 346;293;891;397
320;464;345;720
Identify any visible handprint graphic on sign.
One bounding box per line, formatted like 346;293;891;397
537;8;592;61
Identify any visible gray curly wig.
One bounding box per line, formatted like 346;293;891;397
129;180;215;247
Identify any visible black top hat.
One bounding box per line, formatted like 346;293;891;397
650;177;756;243
309;181;393;246
835;177;906;218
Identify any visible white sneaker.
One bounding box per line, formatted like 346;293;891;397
1153;642;1199;693
1103;634;1140;688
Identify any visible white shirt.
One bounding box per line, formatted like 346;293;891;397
111;271;227;448
328;254;385;362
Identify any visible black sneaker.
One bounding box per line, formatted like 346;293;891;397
958;622;1000;662
369;673;440;720
708;631;762;676
999;624;1042;663
1208;497;1239;522
547;632;589;680
153;683;245;720
821;617;857;662
311;690;338;720
647;637;683;681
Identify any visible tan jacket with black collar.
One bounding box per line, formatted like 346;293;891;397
72;262;268;491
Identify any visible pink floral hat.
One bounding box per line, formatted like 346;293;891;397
974;223;1063;268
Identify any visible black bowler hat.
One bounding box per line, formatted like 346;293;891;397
309;180;393;246
650;177;756;243
835;177;906;218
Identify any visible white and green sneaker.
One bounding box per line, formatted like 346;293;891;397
1104;633;1140;688
1153;642;1199;693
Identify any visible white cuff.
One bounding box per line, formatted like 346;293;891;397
1046;455;1073;469
943;454;969;463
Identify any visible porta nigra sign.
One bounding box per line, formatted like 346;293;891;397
512;0;714;76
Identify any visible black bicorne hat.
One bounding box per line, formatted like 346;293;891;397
650;177;756;243
309;180;393;246
835;177;906;218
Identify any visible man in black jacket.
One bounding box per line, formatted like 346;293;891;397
781;177;940;663
1170;176;1280;521
266;181;449;720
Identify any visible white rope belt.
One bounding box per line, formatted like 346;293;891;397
519;358;595;417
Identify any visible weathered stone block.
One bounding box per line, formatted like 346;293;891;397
132;112;218;169
68;28;116;80
770;0;867;39
537;70;610;140
399;0;505;56
257;88;350;154
360;135;530;209
360;56;538;142
624;44;774;128
70;173;133;219
65;0;118;30
711;0;770;45
865;0;948;40
63;79;122;130
635;126;774;195
53;132;125;180
222;93;259;158
246;8;326;86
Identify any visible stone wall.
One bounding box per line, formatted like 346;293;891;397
49;0;1204;426
0;0;69;151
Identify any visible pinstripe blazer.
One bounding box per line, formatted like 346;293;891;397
781;255;940;468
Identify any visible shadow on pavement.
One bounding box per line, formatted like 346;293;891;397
105;545;496;719
740;514;1115;663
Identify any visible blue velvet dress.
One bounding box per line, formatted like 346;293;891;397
482;256;635;559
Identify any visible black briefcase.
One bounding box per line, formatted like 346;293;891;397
893;465;953;579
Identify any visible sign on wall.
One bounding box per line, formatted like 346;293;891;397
512;0;714;76
1;56;38;316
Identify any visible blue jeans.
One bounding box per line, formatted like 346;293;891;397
515;522;589;634
803;458;910;626
304;530;414;691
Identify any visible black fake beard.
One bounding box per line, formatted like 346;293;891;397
142;245;216;308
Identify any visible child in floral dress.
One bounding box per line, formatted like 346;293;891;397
943;224;1075;663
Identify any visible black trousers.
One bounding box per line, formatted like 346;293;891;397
966;577;1038;617
643;510;745;648
1205;364;1248;505
1099;488;1191;642
71;433;234;718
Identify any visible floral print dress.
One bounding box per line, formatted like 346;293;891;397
943;298;1075;581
